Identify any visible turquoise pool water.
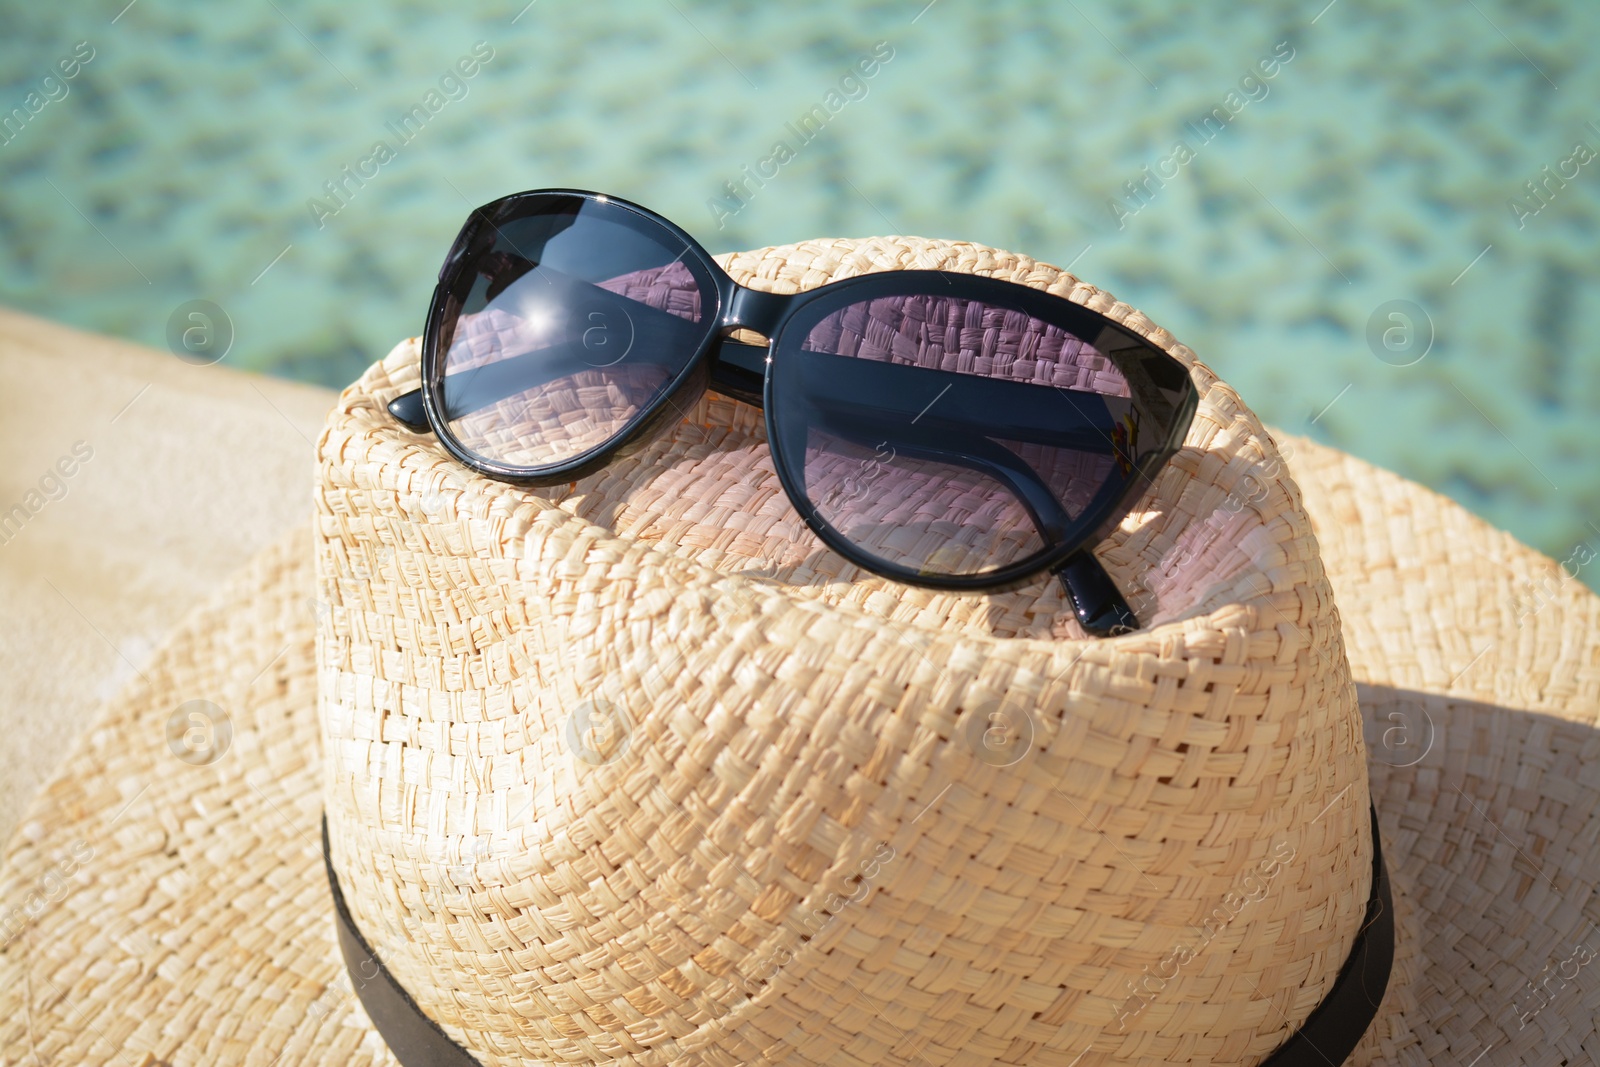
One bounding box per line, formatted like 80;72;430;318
3;0;1597;588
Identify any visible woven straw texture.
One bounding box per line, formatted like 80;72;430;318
1279;437;1600;1066
0;236;1594;1067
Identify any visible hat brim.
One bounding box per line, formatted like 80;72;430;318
1;429;1595;1066
1280;434;1600;1066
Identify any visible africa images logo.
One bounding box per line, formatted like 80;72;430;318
307;42;496;229
707;41;895;229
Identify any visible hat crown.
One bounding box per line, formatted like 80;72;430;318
316;236;1374;1065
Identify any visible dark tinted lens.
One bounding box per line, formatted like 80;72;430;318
773;290;1160;578
434;195;716;470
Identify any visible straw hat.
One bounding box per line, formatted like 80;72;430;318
2;236;1596;1067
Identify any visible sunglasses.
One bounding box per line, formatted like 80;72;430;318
387;189;1199;636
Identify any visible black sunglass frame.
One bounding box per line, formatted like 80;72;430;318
388;188;1200;636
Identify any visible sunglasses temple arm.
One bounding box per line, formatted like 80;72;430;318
824;413;1140;637
388;389;431;432
1054;553;1140;637
976;453;1138;636
881;438;1139;635
394;334;1115;448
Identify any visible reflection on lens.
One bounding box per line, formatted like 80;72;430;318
437;196;716;470
800;432;1046;574
775;290;1147;577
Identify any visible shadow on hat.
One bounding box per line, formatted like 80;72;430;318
2;236;1596;1067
